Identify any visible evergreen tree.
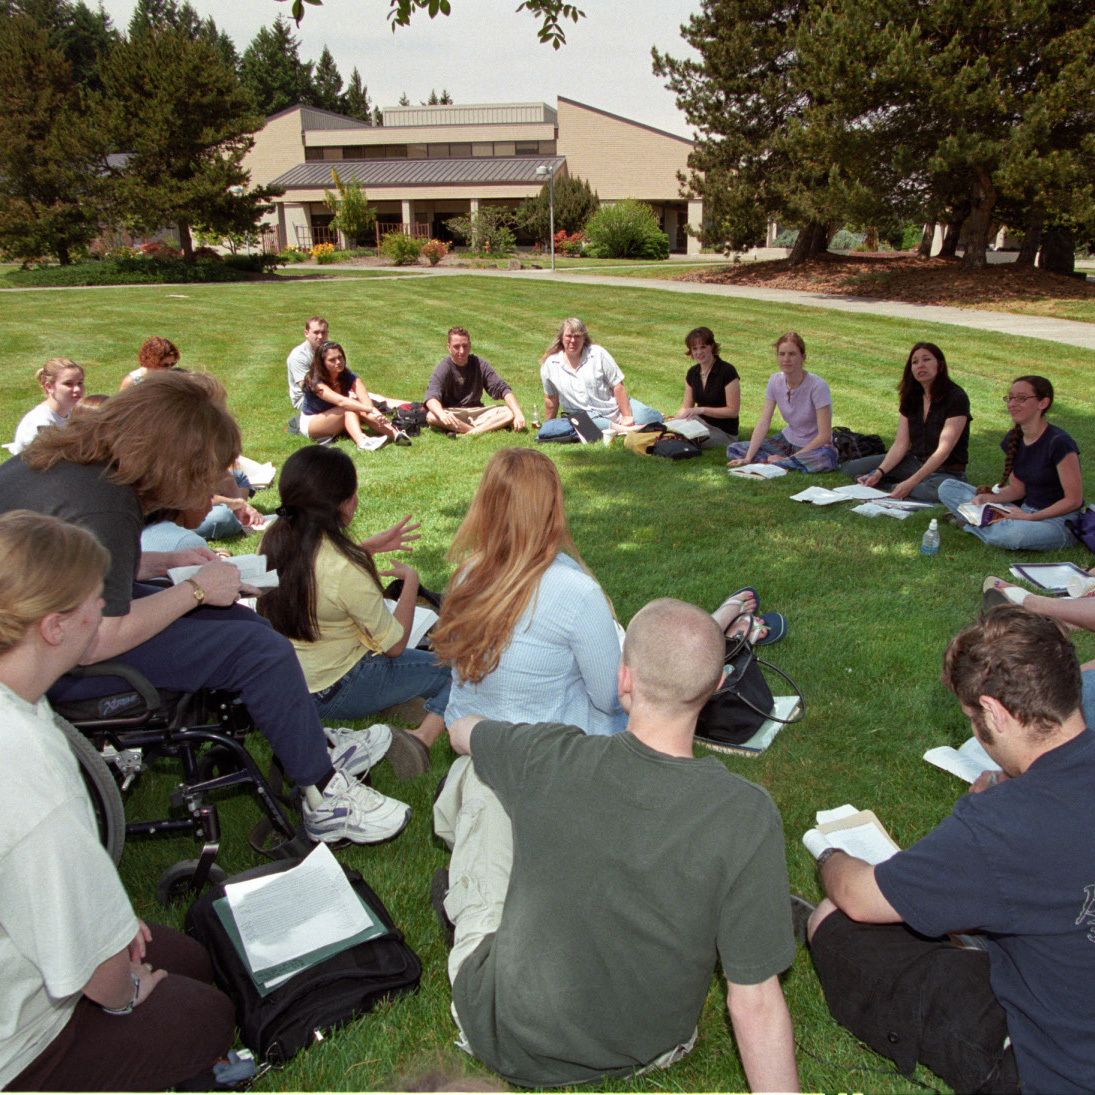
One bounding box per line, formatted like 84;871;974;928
2;0;117;92
516;173;600;241
341;67;372;123
101;23;279;259
397;91;409;105
439;88;452;104
0;15;110;264
240;16;315;115
313;45;342;111
372;105;383;126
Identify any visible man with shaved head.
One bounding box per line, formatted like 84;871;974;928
433;598;799;1091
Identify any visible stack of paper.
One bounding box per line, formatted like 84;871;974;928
215;845;388;994
383;602;439;650
168;553;279;590
802;804;901;864
235;456;277;490
728;463;788;479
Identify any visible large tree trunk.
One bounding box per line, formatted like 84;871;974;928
939;220;961;258
1015;208;1044;266
960;168;997;270
57;241;71;266
917;222;934;257
178;221;194;262
1039;227;1076;276
787;220;829;265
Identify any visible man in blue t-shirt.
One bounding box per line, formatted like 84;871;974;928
804;605;1095;1094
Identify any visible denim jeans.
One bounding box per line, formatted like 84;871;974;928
937;479;1079;551
312;647;452;722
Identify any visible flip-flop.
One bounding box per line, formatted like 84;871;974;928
754;612;787;646
716;586;759;618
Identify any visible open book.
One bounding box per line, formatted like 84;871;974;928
958;502;1012;527
235;456;276;490
1009;562;1092;596
923;737;1001;784
168;553;279;590
728;463;788;479
802;804;901;864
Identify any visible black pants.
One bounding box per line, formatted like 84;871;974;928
810;910;1019;1094
9;925;235;1092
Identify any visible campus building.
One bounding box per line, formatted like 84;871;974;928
242;97;702;254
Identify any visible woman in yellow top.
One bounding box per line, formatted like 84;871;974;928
258;447;450;772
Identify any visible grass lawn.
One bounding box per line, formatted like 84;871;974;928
3;276;1095;1092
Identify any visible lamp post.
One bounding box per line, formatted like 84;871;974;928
534;164;556;272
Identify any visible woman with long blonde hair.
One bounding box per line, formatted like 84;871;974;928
431;448;626;735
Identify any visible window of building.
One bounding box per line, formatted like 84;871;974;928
449;143;471;158
427;143;450;158
305;147;324;161
514;141;538;156
471;142;493;157
341;146;365;159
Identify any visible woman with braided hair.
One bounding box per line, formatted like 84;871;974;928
938;375;1083;550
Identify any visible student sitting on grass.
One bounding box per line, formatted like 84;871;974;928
0;373;411;846
300;340;411;449
727;331;838;473
119;336;178;390
11;358;85;455
258;445;450;772
0;510;234;1092
840;341;971;502
938;375;1082;551
671;326;741;449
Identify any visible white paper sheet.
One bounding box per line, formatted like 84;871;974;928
235;456;277;490
790;486;847;505
728;463;788;479
224;844;373;973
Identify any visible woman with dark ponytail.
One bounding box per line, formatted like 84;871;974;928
938;375;1083;550
258;446;449;772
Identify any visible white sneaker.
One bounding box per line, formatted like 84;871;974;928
302;770;411;844
326;724;392;779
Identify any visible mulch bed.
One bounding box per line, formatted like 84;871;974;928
676;253;1095;307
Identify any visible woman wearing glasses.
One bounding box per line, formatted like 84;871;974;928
938;375;1083;550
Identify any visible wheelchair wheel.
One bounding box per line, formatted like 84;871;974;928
156;859;228;905
58;719;125;866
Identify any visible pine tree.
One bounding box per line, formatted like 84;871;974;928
313;46;342;112
515;173;600;241
398;92;409;106
341;67;372;123
240;17;315;115
0;15;109;264
101;23;279;259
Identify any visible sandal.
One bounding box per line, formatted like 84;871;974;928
716;586;759;617
754;612;787;646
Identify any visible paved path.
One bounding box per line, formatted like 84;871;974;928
421;266;1095;351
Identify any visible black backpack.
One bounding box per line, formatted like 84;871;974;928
392;402;428;436
185;858;421;1064
831;426;886;462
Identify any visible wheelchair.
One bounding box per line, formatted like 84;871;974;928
54;659;311;904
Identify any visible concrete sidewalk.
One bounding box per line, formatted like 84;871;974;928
437;266;1095;352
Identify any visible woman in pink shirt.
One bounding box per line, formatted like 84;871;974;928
727;331;839;473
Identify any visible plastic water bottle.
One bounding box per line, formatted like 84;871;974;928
920;517;940;556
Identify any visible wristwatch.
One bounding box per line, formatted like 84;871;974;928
816;847;840;868
101;970;141;1015
184;577;205;605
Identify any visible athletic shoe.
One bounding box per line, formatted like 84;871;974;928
326;724;392;779
393;430;412;446
302;770;411;844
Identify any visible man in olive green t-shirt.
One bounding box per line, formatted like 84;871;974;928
433;598;799;1091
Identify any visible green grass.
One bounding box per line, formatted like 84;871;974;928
3;276;1095;1093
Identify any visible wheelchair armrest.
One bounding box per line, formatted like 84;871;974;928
68;661;167;718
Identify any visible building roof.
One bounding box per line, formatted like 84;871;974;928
270;155;565;190
380;102;556;128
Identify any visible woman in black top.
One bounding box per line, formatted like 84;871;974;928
673;326;740;449
840;341;971;502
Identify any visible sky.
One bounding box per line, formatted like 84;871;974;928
94;0;702;138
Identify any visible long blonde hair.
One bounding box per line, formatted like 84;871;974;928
540;317;590;364
0;510;108;654
432;449;591;684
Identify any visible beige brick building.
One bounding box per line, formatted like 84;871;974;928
243;97;702;254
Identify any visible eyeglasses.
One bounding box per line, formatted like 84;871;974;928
1003;395;1037;405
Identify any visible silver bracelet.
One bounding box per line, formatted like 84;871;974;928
101;970;141;1015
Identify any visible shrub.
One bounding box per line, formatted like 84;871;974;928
312;242;337;264
553;229;585;256
192;246;221;262
0;258;262;287
445;207;515;255
379;233;424;265
278;247;308;264
421;239;448;265
584;200;669;259
773;228;799;247
140;239;183;261
830;228;866;250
